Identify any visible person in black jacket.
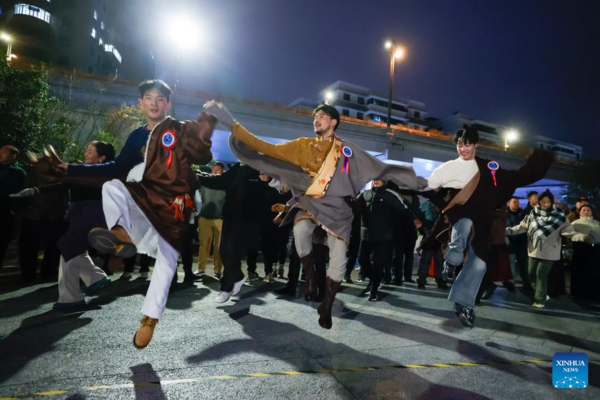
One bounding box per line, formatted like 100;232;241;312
358;180;417;301
506;196;533;291
197;163;271;303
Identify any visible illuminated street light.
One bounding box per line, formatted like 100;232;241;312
324;91;334;104
1;32;14;64
384;39;406;128
167;17;200;50
394;48;405;59
504;129;519;151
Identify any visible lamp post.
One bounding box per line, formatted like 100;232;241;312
384;40;405;128
1;32;14;64
505;129;519;151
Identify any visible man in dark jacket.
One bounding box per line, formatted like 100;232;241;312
197;164;271;303
0;145;26;268
358;180;417;301
506;196;533;291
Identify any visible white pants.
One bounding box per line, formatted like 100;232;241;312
58;252;107;303
102;180;180;319
293;219;348;282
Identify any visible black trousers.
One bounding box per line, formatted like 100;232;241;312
359;239;393;295
0;213;13;268
221;220;260;292
180;223;197;273
275;224;292;266
476;244;504;300
345;226;361;277
417;248;444;283
124;254;151;273
19;217;62;280
392;231;418;281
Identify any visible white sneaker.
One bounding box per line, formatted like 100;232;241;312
120;272;132;279
214;291;233;303
232;276;247;296
140;272;149;279
264;273;274;283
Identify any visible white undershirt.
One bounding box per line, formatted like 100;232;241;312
426;157;478;190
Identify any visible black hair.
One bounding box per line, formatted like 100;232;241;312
452;127;479;145
527;191;539;199
580;204;594;215
539;189;554;205
509;196;520;201
212;161;225;170
90;141;116;162
138;79;173;101
313;104;341;131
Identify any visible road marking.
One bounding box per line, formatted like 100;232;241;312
0;358;556;399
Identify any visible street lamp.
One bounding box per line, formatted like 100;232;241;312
505;129;519;151
1;32;14;63
384;39;405;128
324;90;334;104
166;17;201;92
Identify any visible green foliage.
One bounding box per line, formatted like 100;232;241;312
0;60;62;154
562;159;600;211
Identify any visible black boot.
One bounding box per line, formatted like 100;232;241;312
317;277;342;329
454;302;475;328
300;254;316;301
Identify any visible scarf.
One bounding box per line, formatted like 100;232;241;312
527;205;566;248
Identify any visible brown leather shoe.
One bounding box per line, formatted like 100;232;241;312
317;277;342;330
88;225;137;258
300;254;317;301
133;315;159;349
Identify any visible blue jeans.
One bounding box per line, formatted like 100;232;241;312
444;218;487;309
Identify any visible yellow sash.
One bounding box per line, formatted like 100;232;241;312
305;137;342;199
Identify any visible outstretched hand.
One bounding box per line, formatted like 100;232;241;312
27;145;67;182
203;100;235;130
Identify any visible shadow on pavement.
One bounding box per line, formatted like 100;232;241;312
130;363;167;400
0;311;92;384
186;305;493;399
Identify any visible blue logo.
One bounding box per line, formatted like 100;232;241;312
342;146;352;158
553;352;588;389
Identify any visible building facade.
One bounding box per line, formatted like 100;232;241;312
0;0;154;80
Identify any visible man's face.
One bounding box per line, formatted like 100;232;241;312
139;88;171;121
539;196;552;210
508;198;520;211
0;146;16;165
313;110;336;136
456;139;478;161
580;207;593;218
212;165;224;175
529;194;539;206
372;180;385;188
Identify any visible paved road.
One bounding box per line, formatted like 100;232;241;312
1;261;599;400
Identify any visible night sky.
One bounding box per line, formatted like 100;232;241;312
123;0;600;157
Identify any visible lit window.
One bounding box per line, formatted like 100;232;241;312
101;21;104;30
113;48;122;63
91;28;96;38
104;44;113;52
14;3;51;23
94;10;97;20
99;38;103;45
